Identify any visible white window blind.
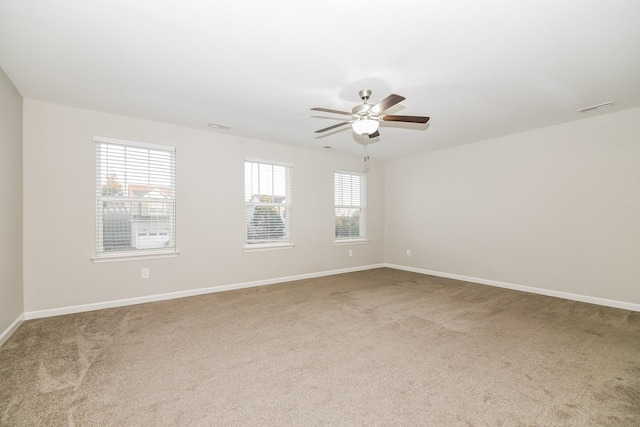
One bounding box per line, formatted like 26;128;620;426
335;170;366;240
95;137;176;258
244;160;292;246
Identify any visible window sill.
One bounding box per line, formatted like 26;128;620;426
92;250;179;263
334;239;369;245
243;243;295;252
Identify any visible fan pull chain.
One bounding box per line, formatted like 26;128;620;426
363;135;370;173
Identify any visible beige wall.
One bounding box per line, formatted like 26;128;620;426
0;67;23;332
22;99;385;312
386;107;640;305
17;98;640;314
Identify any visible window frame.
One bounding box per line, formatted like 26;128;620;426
93;136;178;263
334;169;368;244
244;158;293;251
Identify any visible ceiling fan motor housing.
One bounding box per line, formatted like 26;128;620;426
353;103;373;116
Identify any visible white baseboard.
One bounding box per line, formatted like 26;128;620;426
0;314;25;347
20;262;639;321
23;263;386;320
386;263;640;312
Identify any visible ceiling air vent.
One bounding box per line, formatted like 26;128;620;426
207;122;231;130
577;102;613;113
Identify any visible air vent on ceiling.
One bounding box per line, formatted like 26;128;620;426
207;122;231;130
577;102;613;113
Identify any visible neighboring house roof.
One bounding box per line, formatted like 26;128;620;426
143;189;169;199
128;184;172;198
249;194;286;203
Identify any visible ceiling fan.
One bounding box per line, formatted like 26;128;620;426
311;89;430;138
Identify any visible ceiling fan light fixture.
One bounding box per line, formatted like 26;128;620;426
312;90;428;137
352;118;379;136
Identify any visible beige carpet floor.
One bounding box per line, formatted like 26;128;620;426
1;268;639;426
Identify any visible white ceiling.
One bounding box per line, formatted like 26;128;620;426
1;0;639;160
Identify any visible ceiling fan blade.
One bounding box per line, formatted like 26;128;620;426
382;115;430;123
368;130;380;138
311;107;352;116
314;121;353;133
370;94;406;114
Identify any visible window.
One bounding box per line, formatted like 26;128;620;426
244;159;292;248
95;137;176;259
335;170;366;241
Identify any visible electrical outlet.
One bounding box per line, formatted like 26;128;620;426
406;249;411;256
141;268;150;279
349;250;353;257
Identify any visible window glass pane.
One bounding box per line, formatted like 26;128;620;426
96;138;176;256
335;208;362;238
335;170;366;240
245;160;292;245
